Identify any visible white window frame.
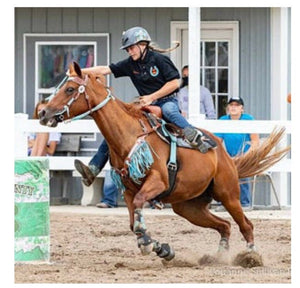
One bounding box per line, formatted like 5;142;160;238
170;21;239;98
23;33;110;113
35;41;98;98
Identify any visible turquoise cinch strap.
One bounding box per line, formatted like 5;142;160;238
160;120;177;167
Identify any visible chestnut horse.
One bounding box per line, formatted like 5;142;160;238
39;62;289;261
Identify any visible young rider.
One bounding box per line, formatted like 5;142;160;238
75;26;214;186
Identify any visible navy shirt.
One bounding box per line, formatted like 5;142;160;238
109;50;180;96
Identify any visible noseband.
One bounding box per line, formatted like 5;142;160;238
51;74;115;123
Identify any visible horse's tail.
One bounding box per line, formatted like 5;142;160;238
233;127;290;179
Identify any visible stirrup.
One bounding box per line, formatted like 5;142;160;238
198;141;209;154
183;127;208;153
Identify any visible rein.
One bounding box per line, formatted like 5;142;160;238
50;75;115;123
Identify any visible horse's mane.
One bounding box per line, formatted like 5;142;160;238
115;98;145;119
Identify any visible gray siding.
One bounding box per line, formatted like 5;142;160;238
15;7;272;121
15;7;188;112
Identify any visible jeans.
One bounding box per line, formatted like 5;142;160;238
154;96;191;129
89;96;192;172
101;171;118;207
89;139;109;172
239;178;251;206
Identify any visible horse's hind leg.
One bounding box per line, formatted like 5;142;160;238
172;198;232;252
221;198;255;251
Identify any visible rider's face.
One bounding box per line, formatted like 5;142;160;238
126;44;146;61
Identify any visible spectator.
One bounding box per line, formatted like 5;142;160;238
214;97;259;211
29;100;61;156
177;65;216;119
96;171;119;208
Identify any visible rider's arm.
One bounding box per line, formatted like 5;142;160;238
139;79;180;106
82;66;112;75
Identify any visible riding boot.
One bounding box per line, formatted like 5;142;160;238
183;126;208;153
74;160;100;186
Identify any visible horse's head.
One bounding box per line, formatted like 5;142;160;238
39;62;109;127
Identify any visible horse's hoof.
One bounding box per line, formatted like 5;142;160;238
246;242;257;252
156;243;175;261
164;246;175;261
140;242;154;255
218;237;229;252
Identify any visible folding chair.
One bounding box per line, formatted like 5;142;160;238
251;171;281;209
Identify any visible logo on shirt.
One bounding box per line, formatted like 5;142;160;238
150;66;159;77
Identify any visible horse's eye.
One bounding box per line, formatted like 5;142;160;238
65;87;75;95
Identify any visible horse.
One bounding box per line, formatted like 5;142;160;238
39;62;290;263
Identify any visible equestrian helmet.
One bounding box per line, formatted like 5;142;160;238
120;27;151;50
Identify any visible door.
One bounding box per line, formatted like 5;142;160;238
171;21;239;118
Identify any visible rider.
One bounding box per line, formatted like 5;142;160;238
74;26;214;186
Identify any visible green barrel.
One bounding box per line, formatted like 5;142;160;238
14;159;50;262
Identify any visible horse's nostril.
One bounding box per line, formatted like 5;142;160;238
38;109;46;119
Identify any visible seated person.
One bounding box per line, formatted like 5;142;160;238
28;99;61;156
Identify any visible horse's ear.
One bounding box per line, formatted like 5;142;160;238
68;63;75;76
73;61;82;78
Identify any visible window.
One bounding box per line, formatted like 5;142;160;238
36;42;96;98
201;40;229;116
23;34;109;114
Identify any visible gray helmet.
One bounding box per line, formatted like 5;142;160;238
120;27;151;50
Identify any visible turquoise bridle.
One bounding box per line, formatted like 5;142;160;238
47;74;115;123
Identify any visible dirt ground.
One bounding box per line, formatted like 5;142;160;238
15;208;291;284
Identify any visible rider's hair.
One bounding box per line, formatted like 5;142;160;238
143;41;180;53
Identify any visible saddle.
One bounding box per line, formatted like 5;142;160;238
141;106;217;150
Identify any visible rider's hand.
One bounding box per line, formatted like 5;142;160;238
139;95;155;106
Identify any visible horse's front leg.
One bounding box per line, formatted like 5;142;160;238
122;190;135;232
132;171;175;261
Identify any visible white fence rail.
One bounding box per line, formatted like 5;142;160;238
14;113;291;162
14;113;291;206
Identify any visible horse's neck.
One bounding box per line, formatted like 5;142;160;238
92;99;143;158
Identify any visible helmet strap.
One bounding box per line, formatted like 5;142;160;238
138;43;148;61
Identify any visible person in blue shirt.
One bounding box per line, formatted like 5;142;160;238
215;97;259;210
